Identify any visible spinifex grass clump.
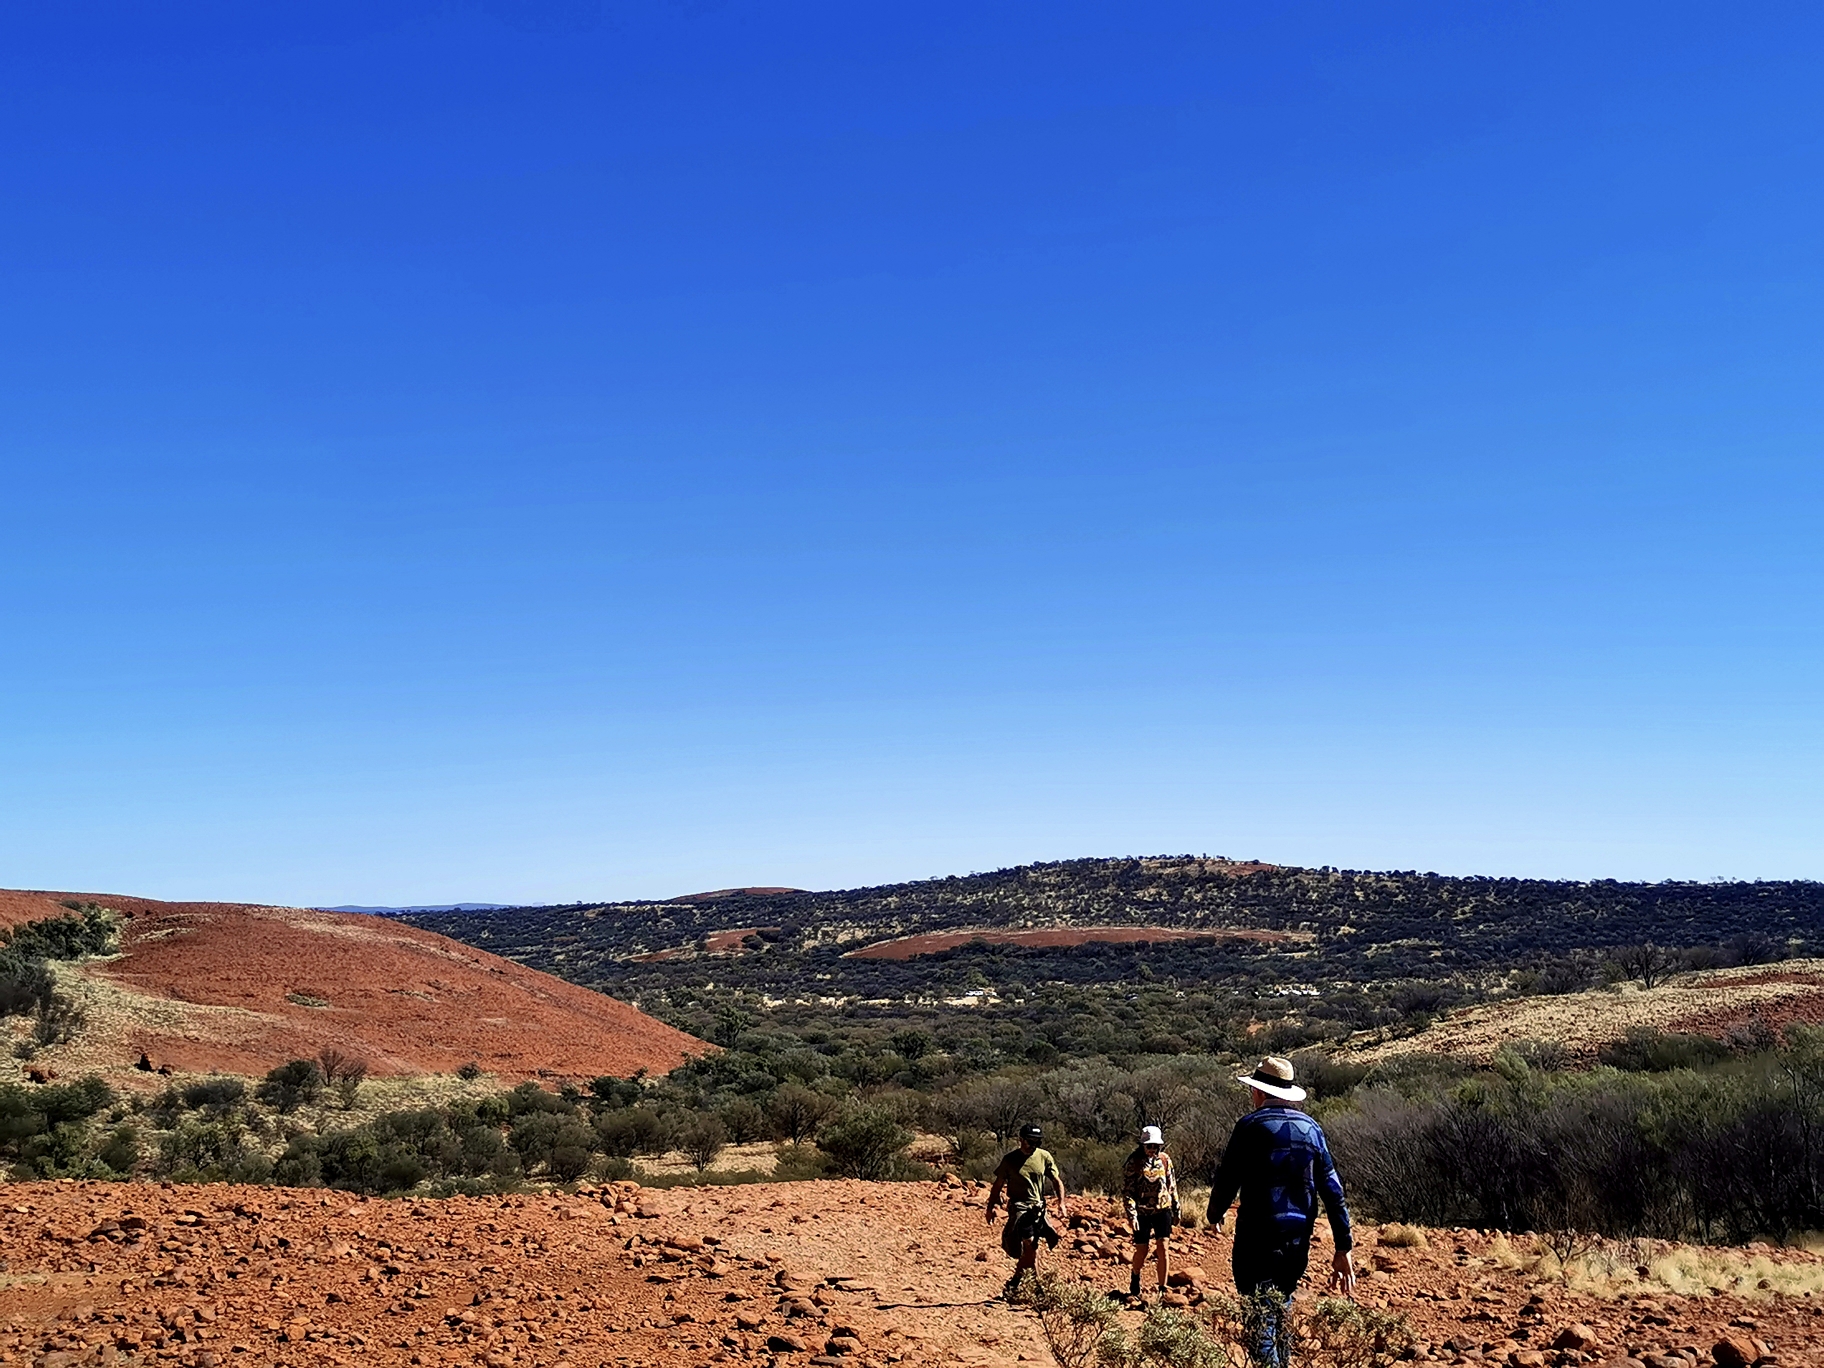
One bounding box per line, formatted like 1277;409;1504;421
1295;1298;1415;1368
1200;1289;1413;1368
1015;1273;1128;1368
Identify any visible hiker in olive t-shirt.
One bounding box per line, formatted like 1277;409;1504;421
985;1124;1069;1297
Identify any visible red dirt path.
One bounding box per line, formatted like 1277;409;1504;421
3;889;707;1082
0;1180;1816;1368
845;925;1306;960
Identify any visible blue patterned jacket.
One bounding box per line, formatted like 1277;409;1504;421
1205;1106;1353;1253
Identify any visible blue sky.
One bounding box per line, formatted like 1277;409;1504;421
3;2;1820;905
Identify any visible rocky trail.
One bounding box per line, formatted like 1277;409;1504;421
0;1178;1819;1368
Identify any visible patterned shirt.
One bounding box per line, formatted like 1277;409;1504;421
1122;1146;1179;1226
1206;1106;1353;1253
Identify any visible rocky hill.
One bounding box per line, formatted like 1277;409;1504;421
1;888;708;1085
400;857;1824;1028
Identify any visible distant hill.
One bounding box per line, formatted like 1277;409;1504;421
0;888;707;1084
323;903;514;914
401;855;1824;1016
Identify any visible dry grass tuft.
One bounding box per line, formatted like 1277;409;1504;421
1177;1184;1212;1230
1376;1223;1429;1249
1515;1237;1824;1300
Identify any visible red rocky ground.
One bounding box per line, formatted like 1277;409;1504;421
0;1179;1817;1368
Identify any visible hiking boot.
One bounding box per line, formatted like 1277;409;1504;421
1129;1273;1142;1299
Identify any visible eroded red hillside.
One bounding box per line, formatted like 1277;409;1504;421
3;889;707;1082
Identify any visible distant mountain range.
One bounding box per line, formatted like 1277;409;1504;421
324;903;515;914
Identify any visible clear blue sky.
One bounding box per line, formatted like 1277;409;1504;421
3;2;1820;906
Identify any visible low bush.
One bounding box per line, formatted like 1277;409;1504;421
816;1104;912;1180
182;1077;247;1112
1597;1028;1729;1072
1016;1273;1126;1368
256;1060;324;1113
1328;1031;1824;1243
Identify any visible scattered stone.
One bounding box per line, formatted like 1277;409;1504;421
1712;1338;1756;1368
768;1332;809;1353
1554;1324;1601;1352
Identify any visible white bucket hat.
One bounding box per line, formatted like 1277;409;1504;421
1237;1055;1307;1103
1139;1125;1164;1146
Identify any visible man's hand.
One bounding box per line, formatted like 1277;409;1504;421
985;1205;997;1226
1330;1249;1356;1297
1209;1217;1225;1237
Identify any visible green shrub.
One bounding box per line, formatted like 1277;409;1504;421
1295;1297;1414;1368
1134;1304;1229;1368
1017;1273;1127;1368
510;1111;597;1173
31;990;87;1049
158;1116;271;1184
678;1111;728;1171
182;1077;247;1111
816;1104;912;1180
506;1081;569;1116
589;1074;643;1108
1598;1028;1729;1072
1051;1136;1128;1196
4;908;116;962
771;1142;830;1180
595;1106;665;1157
0;959;53;1017
718;1097;767;1144
256;1060;324;1113
98;1124;140;1176
768;1082;837;1143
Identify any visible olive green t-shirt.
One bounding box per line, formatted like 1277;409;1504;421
994;1146;1061;1212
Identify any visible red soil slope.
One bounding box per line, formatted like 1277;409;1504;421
846;925;1308;960
3;889;707;1082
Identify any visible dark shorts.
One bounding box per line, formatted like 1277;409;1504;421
1001;1206;1060;1259
1232;1239;1311;1300
1132;1209;1175;1244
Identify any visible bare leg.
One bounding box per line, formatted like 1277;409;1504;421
1155;1238;1170;1289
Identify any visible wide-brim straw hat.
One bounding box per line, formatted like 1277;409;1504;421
1238;1055;1307;1102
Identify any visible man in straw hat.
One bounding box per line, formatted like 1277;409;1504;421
1206;1055;1355;1367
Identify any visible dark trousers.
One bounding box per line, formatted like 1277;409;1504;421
1231;1240;1310;1368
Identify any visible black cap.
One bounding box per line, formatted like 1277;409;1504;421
1020;1124;1042;1142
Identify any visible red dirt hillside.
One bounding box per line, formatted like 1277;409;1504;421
2;889;707;1082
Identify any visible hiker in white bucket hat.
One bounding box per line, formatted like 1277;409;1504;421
1121;1123;1179;1300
